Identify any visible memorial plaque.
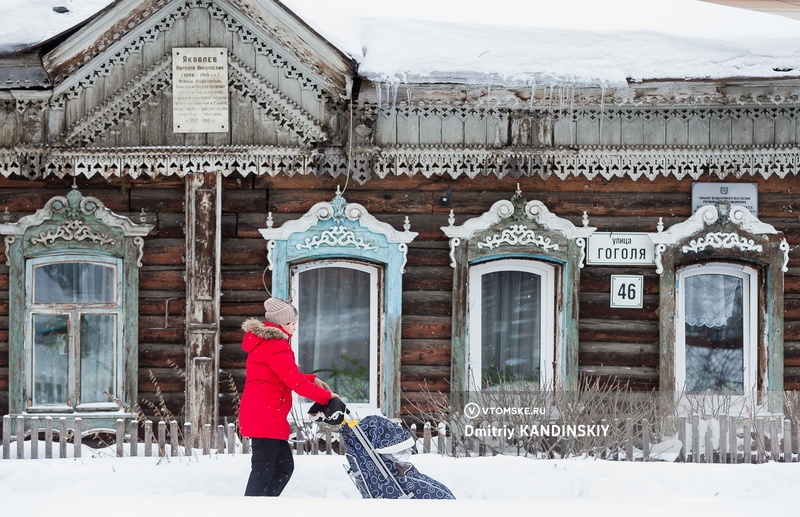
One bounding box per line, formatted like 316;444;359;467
692;182;758;217
172;47;229;133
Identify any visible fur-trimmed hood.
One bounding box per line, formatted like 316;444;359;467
241;318;289;351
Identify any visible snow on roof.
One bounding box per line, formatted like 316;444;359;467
0;0;114;54
2;0;800;87
281;0;800;87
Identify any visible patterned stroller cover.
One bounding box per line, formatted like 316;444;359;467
339;415;456;499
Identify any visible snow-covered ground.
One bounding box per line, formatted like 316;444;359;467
1;450;798;515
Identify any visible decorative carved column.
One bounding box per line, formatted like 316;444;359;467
185;172;222;437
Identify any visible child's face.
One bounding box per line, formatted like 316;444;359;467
281;320;297;334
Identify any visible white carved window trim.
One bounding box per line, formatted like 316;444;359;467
675;263;758;395
468;259;556;391
290;259;381;415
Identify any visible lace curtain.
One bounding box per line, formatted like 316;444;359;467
684;274;742;328
480;270;542;384
298;266;371;403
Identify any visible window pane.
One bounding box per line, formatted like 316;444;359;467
33;262;115;304
33;314;69;405
685;274;745;393
298;266;371;403
80;314;116;404
481;270;541;386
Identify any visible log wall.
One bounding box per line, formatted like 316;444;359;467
0;170;798;425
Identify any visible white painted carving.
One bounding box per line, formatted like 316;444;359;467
441;200;515;240
476;224;559;252
682;232;763;254
729;205;778;235
781;239;790;273
448;237;461;268
295;225;379;252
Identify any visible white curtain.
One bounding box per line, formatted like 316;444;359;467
480;270;541;385
684;274;740;328
298;266;371;403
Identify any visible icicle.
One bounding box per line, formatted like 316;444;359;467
392;81;399;111
376;81;382;109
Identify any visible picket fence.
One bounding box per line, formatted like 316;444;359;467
1;414;797;463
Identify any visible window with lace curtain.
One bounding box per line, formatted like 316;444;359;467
468;259;555;388
290;260;379;410
676;263;757;394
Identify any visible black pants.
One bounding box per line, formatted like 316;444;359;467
244;438;294;496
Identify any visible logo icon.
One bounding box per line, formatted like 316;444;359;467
463;402;481;419
720;186;729;195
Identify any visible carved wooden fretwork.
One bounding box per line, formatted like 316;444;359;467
651;204;788;274
295;225;379;252
61;53;328;147
3;145;800;185
476;224;559;252
30;218;117;247
0;189;153;267
54;0;336;106
681;232;763;254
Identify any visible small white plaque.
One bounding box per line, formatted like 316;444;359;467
587;233;655;266
172;47;229;133
610;275;644;309
692;182;758;217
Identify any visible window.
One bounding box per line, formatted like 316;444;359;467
652;203;787;405
291;261;380;410
443;195;596;397
0;189;153;432
27;255;122;411
676;263;757;394
260;190;416;416
468;259;555;389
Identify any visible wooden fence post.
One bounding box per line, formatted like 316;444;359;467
130;420;139;457
144;420;153;457
16;416;24;459
719;417;727;464
59;418;67;459
770;419;779;462
423;422;432;454
642;419;650;461
227;423;236;455
756;419;765;464
438;423;447;455
625;418;633;461
729;416;737;464
2;414;10;459
184;423;193;456
116;419;125;458
704;426;713;463
44;417;53;459
325;426;333;455
170;421;179;457
743;421;752;464
202;424;211;456
678;416;687;462
243;436;251;455
73;418;82;459
691;415;700;463
158;421;167;457
217;425;225;454
30;417;39;460
783;419;792;463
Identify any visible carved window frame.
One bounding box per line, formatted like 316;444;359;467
0;189;153;433
442;194;596;398
260;191;417;417
651;203;787;405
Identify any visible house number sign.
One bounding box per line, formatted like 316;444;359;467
610;275;643;309
172;47;229;133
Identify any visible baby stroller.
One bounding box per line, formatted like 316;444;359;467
309;399;456;499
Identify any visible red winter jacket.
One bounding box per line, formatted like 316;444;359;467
238;319;332;439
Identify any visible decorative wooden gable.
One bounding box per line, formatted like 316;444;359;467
650;203;787;398
442;190;596;395
259;188;417;416
41;0;353;150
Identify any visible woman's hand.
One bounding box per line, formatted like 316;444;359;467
314;377;331;391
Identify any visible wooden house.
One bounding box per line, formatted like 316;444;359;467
0;0;799;436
